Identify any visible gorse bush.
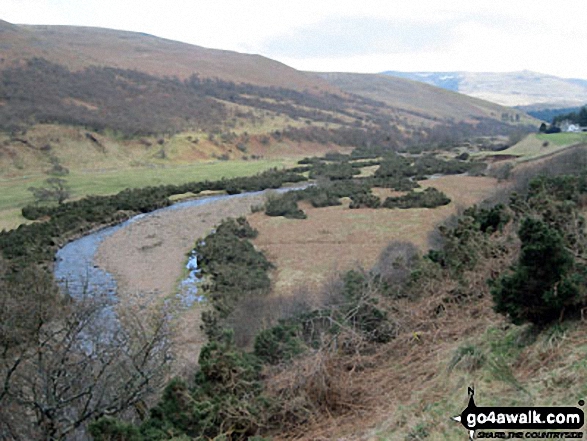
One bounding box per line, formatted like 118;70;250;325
194;218;272;318
374;152;479;181
92;332;269;440
382;188;451;209
349;191;381;209
0;168;306;267
491;217;586;326
463;204;510;233
426;203;511;274
264;195;307;219
259;151;488;218
308;162;360;180
254;323;305;365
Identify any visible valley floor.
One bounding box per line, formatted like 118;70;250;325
249;175;501;299
94;174;502;379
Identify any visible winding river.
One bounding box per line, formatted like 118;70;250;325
54;186;304;306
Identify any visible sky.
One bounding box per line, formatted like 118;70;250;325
2;0;587;79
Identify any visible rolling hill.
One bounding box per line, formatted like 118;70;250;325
314;72;532;124
382;70;587;108
0;19;333;92
0;20;536;190
0;19;533;129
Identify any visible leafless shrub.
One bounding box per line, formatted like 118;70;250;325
319;272;346;308
227;292;314;348
0;265;171;440
265;333;371;432
488;161;514;182
373;241;419;297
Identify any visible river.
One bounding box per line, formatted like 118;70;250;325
54;186;305;306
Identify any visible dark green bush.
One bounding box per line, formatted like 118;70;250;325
89;417;141;441
254;323;304;365
349;192;381;209
264;196;306;219
309;162;359;180
463;204;510;233
491;218;585;326
382;188;450;209
194;218;272;318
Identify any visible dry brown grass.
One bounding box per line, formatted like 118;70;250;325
263;223;587;440
249;175;501;299
265;229;517;440
261;210;587;440
2;22;336;93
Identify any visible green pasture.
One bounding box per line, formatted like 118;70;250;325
0;159;291;230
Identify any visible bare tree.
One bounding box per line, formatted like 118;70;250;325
0;264;171;440
28;177;71;205
373;241;420;298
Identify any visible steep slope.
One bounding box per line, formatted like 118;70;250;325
382;70;587;107
315;72;534;124
0;20;333;92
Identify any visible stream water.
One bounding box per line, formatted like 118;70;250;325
54;186;305;304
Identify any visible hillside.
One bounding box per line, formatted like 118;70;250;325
0;21;534;168
0;19;534;133
315;72;533;124
382;70;587;107
0;19;332;92
0;21;536;232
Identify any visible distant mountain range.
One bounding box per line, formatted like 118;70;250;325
382;70;587;108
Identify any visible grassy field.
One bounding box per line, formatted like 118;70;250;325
0;159;291;230
249;175;501;299
477;133;587;161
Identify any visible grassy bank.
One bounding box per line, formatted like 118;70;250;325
477;133;587;162
0;159;291;230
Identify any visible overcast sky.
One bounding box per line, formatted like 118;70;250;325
2;0;586;79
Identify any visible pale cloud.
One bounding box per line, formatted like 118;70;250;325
260;17;455;58
1;0;587;78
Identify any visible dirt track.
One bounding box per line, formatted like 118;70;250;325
94;192;267;373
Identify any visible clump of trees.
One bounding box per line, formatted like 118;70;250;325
382;188;451;209
552;105;587;127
